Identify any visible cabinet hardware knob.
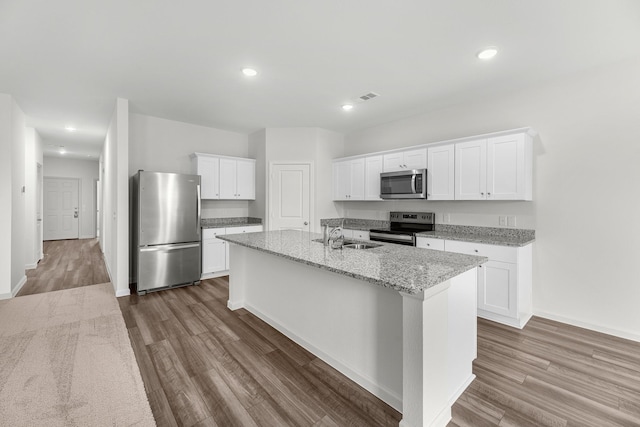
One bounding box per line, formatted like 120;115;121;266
426;243;430;246
488;192;491;196
480;192;484;196
474;249;479;252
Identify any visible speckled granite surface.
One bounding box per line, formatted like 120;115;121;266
320;217;534;247
201;217;262;229
218;230;486;294
417;225;535;247
320;218;390;231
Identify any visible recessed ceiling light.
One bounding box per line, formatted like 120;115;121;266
342;104;354;111
477;47;498;60
242;68;258;77
65;125;76;132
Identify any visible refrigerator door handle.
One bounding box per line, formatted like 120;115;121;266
196;184;201;237
140;243;201;252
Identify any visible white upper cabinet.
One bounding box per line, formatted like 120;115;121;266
332;128;534;202
383;148;427;172
455;132;532;201
455;139;488;200
191;154;220;199
333;158;365;201
427;144;455;200
487;133;532;200
191;153;255;200
235;158;256;200
365;155;383;200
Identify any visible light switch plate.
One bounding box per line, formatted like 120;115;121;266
507;216;517;227
498;216;506;226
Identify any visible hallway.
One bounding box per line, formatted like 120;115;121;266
18;238;110;297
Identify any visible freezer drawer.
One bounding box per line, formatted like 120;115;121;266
137;242;201;293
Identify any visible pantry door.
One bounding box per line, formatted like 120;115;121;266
269;163;313;232
43;178;79;240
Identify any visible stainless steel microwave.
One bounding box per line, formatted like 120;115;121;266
380;169;427;199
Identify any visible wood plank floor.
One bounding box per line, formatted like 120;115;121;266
119;277;640;427
450;317;640;427
118;277;402;427
18;238;110;297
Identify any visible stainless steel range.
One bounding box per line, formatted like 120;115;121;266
369;211;435;246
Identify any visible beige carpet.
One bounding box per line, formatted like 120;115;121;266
0;283;156;426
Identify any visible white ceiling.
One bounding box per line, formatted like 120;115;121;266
2;0;640;159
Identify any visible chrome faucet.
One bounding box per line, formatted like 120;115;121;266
323;219;344;247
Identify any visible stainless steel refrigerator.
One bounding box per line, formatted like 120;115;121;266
133;171;201;294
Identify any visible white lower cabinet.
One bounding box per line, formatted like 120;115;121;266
416;237;532;328
202;225;263;278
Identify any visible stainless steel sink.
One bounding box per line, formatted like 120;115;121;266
343;242;381;250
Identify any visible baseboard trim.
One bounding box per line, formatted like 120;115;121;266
115;288;131;297
244;302;403;412
227;300;244;311
477;311;532;329
12;275;27;298
79;234;96;239
534;310;640;343
201;270;229;280
25;262;38;270
449;374;476;406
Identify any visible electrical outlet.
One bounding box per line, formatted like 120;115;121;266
445;213;451;223
498;216;506;226
507;215;517;228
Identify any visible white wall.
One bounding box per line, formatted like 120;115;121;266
248;129;266;220
43;156;98;239
10;98;26;295
0;94;13;297
24;128;44;268
250;127;343;232
128;113;250;219
344;58;640;341
102;98;130;297
0;94;27;298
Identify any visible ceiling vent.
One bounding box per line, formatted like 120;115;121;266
358;92;380;102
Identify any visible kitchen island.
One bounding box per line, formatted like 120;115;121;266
219;230;487;427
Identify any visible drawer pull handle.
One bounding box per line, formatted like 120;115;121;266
474;249;479;253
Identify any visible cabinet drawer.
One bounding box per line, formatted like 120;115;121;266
227;225;263;235
444;240;517;263
416;237;445;251
202;227;226;239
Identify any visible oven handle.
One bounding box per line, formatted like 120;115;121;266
369;231;415;245
411;174;417;194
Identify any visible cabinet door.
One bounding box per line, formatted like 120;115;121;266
202;239;227;274
427;144;454;200
333;160;350;201
197;156;220;199
487;134;525;200
236;159;255;200
349;158;365;200
455;139;487;200
383;152;404;172
477;261;517;318
403;148;427;170
416;237;445;251
365;155;383;200
219;158;237;199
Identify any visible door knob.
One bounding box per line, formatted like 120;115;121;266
304;221;309;226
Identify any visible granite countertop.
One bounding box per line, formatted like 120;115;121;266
416;230;535;247
321;218;535;247
201;217;262;229
218;230;487;295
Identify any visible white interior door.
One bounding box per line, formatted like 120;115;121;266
269;163;311;232
43;178;79;240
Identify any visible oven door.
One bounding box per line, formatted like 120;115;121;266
380;169;427;199
369;231;416;246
